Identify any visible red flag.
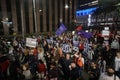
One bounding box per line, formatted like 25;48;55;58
76;25;82;31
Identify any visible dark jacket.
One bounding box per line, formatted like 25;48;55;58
70;67;79;80
49;67;59;78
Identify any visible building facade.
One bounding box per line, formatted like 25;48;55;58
0;0;77;35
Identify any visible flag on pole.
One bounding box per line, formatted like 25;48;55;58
55;23;67;36
76;25;82;31
78;31;93;39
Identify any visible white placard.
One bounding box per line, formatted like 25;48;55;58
62;44;71;53
73;46;79;52
46;39;52;44
26;38;37;48
102;30;110;36
104;27;109;30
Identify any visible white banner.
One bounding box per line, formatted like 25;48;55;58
102;30;110;36
26;38;37;48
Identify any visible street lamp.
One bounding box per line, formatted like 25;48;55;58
65;4;69;9
39;9;42;12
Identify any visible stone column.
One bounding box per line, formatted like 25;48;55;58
54;0;58;30
29;0;34;33
36;0;40;33
43;0;46;32
49;0;52;32
11;0;18;34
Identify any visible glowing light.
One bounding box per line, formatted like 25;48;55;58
76;7;97;16
65;4;69;9
88;14;91;26
39;9;42;12
72;31;75;35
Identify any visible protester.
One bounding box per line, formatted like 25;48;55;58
111;39;120;57
99;67;120;80
63;53;72;80
0;28;120;80
37;60;46;80
69;62;79;80
48;62;59;80
88;61;100;80
115;50;120;78
75;53;84;77
22;65;32;80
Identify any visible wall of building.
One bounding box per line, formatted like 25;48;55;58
0;0;77;35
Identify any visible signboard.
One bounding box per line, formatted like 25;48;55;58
73;46;79;52
26;38;37;48
102;30;110;40
102;30;110;36
104;27;109;30
62;44;71;53
73;41;79;47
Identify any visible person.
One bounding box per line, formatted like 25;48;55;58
75;53;84;77
111;39;120;57
79;41;84;53
48;62;59;80
99;67;120;80
22;65;32;80
64;53;72;80
37;47;45;62
115;50;120;78
88;61;100;80
37;60;46;80
97;56;106;74
58;53;72;80
69;62;79;80
0;57;10;80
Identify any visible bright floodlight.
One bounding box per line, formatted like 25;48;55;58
65;4;69;9
72;31;75;35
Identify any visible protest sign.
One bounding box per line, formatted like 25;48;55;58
62;44;71;53
26;38;37;48
73;41;79;47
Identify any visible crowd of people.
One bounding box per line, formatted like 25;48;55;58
0;29;120;80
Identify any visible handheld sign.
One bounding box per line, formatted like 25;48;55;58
26;38;37;48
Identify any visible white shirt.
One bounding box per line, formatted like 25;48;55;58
115;57;120;71
23;70;32;79
99;73;120;80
